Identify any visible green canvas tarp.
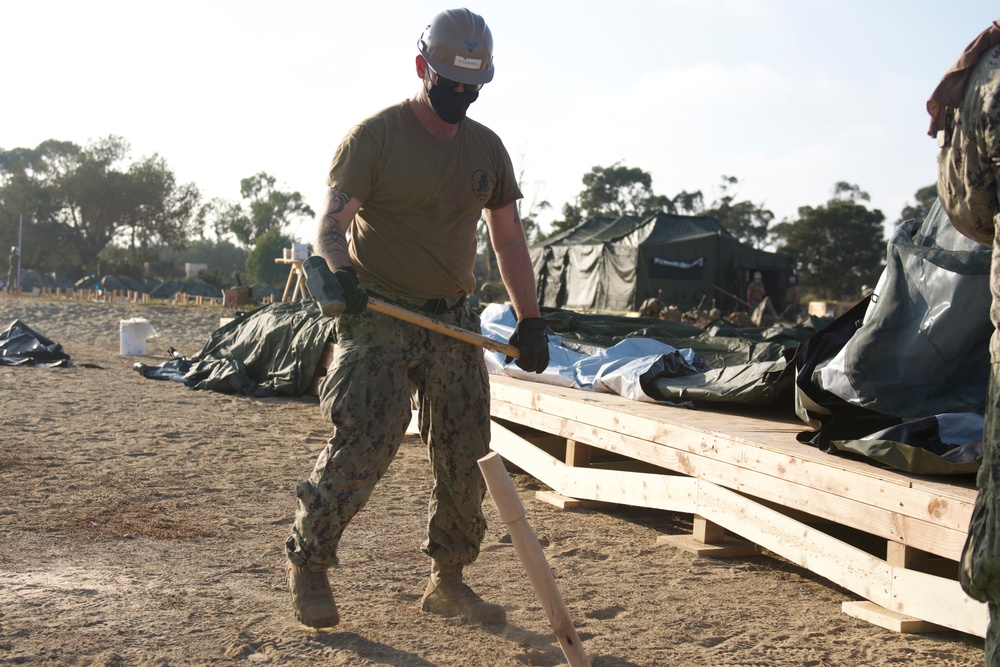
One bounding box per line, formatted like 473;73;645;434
532;212;795;313
134;300;335;397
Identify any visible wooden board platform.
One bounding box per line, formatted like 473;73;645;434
486;375;988;637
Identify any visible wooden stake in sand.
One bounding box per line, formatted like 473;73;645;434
477;451;591;667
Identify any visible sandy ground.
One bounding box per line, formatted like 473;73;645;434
0;295;987;666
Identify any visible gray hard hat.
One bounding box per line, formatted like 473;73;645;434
417;8;494;85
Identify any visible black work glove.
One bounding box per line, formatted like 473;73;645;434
505;317;550;373
333;266;368;315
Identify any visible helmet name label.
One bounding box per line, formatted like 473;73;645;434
454;55;483;70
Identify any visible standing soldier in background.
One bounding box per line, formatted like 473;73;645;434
782;275;801;321
283;8;551;632
931;19;1000;665
746;271;767;311
6;246;17;293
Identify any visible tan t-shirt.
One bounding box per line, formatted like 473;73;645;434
327;101;522;299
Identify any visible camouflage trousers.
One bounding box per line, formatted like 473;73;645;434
962;362;1000;664
284;291;491;571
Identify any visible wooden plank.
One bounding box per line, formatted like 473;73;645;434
565;440;592;467
656;533;759;557
478;452;593;667
695;481;894;605
887;542;926;569
490;400;968;560
494;378;936;492
693;515;725;544
489;420;988;637
491;376;969;496
534;490;614;510
405;410;419;436
489;378;975;529
662;510;758;558
490;422;698;513
890;565;988;636
841;601;948;634
694;477;985;636
535;490;586;509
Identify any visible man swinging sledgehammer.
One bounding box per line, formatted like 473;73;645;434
282;8;551;630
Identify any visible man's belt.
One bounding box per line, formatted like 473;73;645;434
419;294;467;316
362;282;468;317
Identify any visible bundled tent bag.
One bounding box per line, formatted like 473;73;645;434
793;198;992;474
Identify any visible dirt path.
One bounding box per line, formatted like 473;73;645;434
0;297;985;666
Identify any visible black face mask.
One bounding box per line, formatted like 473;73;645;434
427;83;479;124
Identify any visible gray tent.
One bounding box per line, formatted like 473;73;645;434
532;212;795;312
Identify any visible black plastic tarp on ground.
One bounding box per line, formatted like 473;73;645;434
0;320;71;367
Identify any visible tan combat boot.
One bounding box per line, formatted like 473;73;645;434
286;560;339;628
420;561;506;626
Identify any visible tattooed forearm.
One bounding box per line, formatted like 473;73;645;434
318;221;349;259
317;188;353;263
328;188;351;215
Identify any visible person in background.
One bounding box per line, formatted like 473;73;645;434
6;246;17;293
782;275;801;320
931;19;1000;665
480;281;496;304
639;289;666;318
283;8;550;631
746;271;767;311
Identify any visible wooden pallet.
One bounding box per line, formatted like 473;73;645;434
486;375;987;637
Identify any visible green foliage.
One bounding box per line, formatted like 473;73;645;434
245;228;297;285
205;172;314;247
575;162;669;220
540;166;771;244
159;238;249;275
476;168;550;278
898;184;938;225
770;182;885;300
475;204;544;282
703;176;774;249
671;190;706;215
147;237;251;284
542;203;585;240
0;136;199;278
196;267;238;289
541;163;674;239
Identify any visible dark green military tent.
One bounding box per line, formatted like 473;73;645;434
531;212;794;312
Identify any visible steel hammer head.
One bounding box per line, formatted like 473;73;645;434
302;255;346;317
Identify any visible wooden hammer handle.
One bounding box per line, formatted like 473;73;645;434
368;296;521;359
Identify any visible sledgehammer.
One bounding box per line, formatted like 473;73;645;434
301;255;520;359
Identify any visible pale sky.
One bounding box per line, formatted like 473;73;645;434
3;1;997;243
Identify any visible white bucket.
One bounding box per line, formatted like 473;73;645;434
120;318;158;356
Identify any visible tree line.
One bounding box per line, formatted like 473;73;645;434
502;163;937;301
1;137;937;300
0;136;314;287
